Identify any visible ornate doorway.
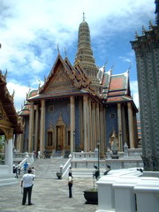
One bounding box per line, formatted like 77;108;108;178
55;113;66;151
56;126;64;150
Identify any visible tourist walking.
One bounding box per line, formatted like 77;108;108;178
23;161;28;174
68;172;73;198
21;169;35;205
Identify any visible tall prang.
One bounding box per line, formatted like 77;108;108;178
74;13;99;87
131;1;159;171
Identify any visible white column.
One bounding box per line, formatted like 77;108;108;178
5;138;13;174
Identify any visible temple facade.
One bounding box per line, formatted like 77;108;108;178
17;16;138;158
131;1;159;171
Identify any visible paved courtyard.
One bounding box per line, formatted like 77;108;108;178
0;176;98;212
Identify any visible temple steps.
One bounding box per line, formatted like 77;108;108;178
31;158;106;179
32;157;68;179
71;168;105;178
0;174;18;186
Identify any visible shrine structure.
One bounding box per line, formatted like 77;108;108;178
17;14;138;158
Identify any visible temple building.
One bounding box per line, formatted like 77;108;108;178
17;15;138;158
0;70;22;184
131;1;159;171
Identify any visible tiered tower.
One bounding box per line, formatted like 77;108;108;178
74;13;99;87
131;1;159;171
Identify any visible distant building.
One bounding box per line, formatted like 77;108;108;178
131;1;159;171
17;15;138;158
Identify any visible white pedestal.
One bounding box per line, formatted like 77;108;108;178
97;176;119;211
113;177;140;212
134;178;159;212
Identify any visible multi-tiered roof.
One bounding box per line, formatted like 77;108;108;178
19;15;136;116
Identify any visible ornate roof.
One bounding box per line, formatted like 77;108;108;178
19;17;137;116
27;54;97;102
0;71;22;133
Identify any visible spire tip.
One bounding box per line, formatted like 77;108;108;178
83;12;85;22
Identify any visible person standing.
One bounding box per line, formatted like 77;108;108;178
38;150;41;159
68;172;73;198
23;161;28;174
17;162;21;175
21;169;35;205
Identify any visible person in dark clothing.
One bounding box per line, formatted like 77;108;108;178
104;165;111;175
68;172;73;198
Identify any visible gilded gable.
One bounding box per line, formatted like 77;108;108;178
43;65;79;94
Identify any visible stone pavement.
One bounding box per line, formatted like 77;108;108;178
0;176;98;212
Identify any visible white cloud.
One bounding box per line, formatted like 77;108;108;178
7;82;29;111
130;80;139;108
119;56;132;64
0;0;155;110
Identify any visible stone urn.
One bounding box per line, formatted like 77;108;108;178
56;172;62;179
83;189;98;204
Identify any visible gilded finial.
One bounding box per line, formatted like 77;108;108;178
64;47;67;58
104;58;108;67
127;64;131;72
149;20;153;29
57;44;60;55
83;12;85;21
4;69;7;79
12;90;15;99
111;64;114;70
142;25;146;34
135;31;139;39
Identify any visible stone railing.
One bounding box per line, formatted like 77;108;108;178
62;157;72;177
72;151;97;160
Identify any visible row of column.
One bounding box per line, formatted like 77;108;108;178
82;96;105;157
27;97;136;155
28;100;45;155
66;95;106;155
117;102;136;150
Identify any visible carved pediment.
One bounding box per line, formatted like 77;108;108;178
44;66;79;94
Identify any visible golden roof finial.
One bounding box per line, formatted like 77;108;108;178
83;12;85;22
57;44;60;55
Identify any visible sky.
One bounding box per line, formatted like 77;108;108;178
0;0;156;111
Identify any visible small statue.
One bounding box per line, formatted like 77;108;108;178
110;130;118;155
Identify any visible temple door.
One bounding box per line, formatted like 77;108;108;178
56;126;64;150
